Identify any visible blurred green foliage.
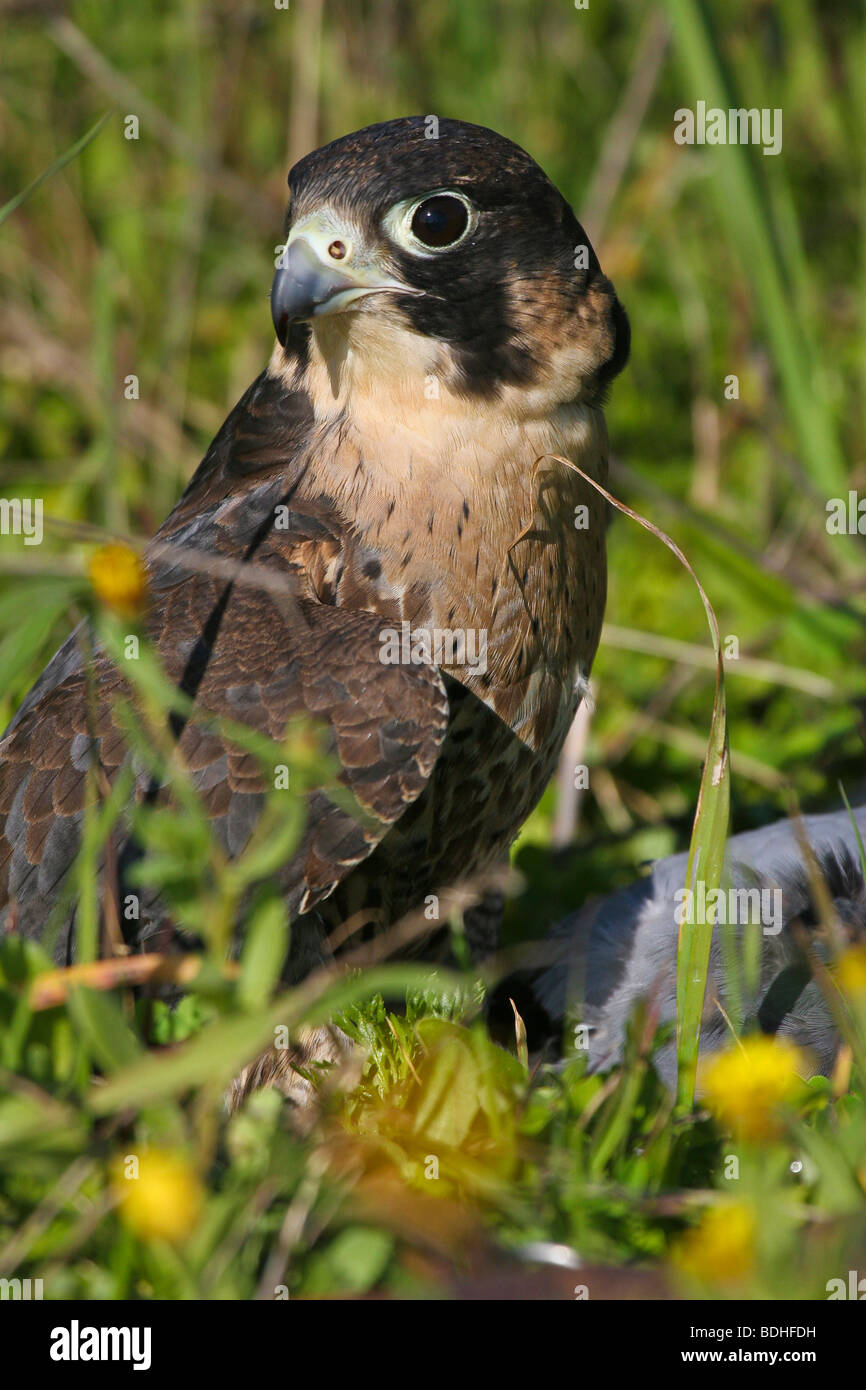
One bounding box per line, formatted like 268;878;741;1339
3;0;864;936
0;0;864;1299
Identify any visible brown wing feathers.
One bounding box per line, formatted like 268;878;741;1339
0;477;449;953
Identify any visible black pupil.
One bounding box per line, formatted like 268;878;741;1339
411;195;469;248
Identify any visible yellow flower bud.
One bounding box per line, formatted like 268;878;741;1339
110;1148;202;1244
698;1035;806;1141
835;944;866;1000
88;544;148;617
672;1202;755;1285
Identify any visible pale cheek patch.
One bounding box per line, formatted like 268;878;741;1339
307;311;444;412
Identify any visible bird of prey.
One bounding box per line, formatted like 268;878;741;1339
494;806;866;1083
0;118;629;998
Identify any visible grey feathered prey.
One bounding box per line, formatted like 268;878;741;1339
493;806;866;1084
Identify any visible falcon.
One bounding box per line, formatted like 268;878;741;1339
0;117;629;999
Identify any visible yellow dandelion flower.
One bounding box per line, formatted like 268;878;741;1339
110;1148;203;1244
88;543;148;617
699;1035;806;1141
835;944;866;1000
672;1202;755;1285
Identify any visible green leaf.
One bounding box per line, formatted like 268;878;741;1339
68;987;143;1073
326;1226;394;1293
0;1093;83;1151
238;888;289;1011
0;597;73;698
412;1030;480;1147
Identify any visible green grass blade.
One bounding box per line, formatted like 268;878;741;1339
543;453;731;1110
661;0;847;496
0;112;113;227
839;781;866;881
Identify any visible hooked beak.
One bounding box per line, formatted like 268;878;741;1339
271;219;420;346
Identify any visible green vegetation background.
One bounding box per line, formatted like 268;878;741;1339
0;0;864;1300
3;0;864;931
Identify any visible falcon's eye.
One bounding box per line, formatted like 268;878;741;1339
385;190;476;256
410;195;470;248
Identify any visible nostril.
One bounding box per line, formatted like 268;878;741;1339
328;240;348;261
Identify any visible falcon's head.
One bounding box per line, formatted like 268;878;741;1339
271;117;628;413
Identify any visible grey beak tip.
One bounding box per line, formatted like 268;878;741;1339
270;238;357;344
270;268;292;346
